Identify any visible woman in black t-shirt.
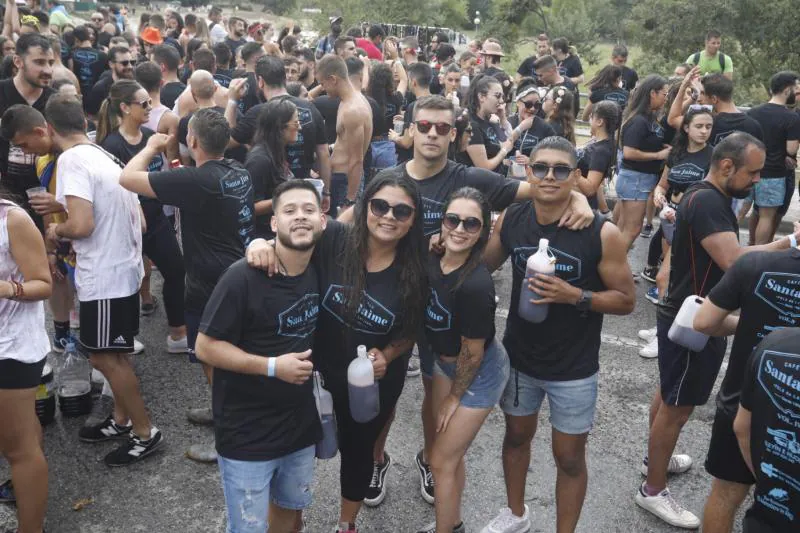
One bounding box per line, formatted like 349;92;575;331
417;187;510;533
576;101;620;211
543;86;576;145
366;63;406;174
582;64;629;121
507;80;556;172
464;74;513;173
245;98;299;239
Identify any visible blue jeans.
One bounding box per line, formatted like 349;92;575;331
370;140;397;173
616;168;659;201
218;445;315;533
434;340;510;409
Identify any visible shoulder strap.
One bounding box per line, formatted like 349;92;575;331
719;52;726;71
686;190;713;296
692;52;700;65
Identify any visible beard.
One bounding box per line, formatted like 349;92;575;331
276;225;322;251
725;182;753;199
23;69;51;89
787;91;797;107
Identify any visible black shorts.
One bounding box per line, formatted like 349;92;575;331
779;172;797;216
656;315;727;406
0;357;46;389
704;408;755;485
79;293;140;353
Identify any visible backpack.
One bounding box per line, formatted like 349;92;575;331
692;51;726;72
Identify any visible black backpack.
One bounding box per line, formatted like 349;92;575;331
692;51;726;71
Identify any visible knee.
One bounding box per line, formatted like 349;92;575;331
662;405;693;427
708;479;750;511
553;450;586;478
429;448;459;475
503;425;534;450
89;353;127;372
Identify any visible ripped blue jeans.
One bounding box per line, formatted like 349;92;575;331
218;445;315;532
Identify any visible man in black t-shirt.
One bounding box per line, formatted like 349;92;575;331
84;46;134;117
152;45;186;110
551;38;584;86
0;34;54;226
735;328;800;533
119;108;254;463
480;136;635;533
224;17;248;60
70;25;107;104
693;244;800;531
611;44;638;90
698;74;764;147
195;180;325;533
637;133;800;529
534;55;579;117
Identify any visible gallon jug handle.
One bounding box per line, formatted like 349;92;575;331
546;248;556;264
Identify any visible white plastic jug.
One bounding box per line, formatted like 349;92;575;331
313;372;338;459
668;295;710;352
518;238;556;323
347;345;380;422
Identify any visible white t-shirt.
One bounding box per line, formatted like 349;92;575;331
55;144;143;302
209;23;228;45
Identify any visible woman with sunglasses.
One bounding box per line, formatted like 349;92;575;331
543;86;576;145
464;74;514;173
581;64;629;121
415;187;510;533
576;101;620;210
507;79;556;169
97;80;188;358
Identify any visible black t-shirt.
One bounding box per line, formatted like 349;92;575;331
621;114;667;175
312;95;339;144
149;159;254;313
71;46;108;99
508;115;556;156
709;112;764;147
500;203;607;380
468;113;507;173
747;103;800;176
576;138;615;208
396;99;417;164
589;87;629;110
707;249;800;418
244;144;289;239
213;68;234;89
516;56;537;79
85;75;113;116
178;106;247;164
224;37;247;61
232;95;326;180
376;161;519;237
659;182;738;320
160;81;186;110
621;66;638;91
0;80;54;221
311;221;410;383
739;328;800;533
557;55;583;80
548;120;568;142
665;145;712;198
200;258;321;461
373;91;405;138
661;114;677;146
424;255;496;356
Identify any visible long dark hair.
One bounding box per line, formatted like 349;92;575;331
442;187;491;291
546;86;575;144
167;12;184;39
367;62;395;121
96;80;143;145
671;107;713;161
341;173;427;339
587;64;622;92
253;97;296;172
592;100;621;143
622;74;667;127
466;74;500;117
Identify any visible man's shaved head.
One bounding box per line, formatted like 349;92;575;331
190;69;216;100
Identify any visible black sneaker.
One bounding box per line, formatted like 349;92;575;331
415;450;435;504
0;479;14;503
640;223;654;238
640;265;659;283
363;451;391;507
104;427;164;467
78;416;131;443
416;521;465;533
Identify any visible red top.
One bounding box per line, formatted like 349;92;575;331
356;38;384;61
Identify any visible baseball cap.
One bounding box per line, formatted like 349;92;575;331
140;27;164;45
329;16;343;25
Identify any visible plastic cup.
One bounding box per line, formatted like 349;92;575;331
393;120;404;134
26;186;46;199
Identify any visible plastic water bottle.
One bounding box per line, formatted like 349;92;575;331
460;74;470;92
35;363;56;426
313;372;338;459
510;151;526;178
660;206;676;243
57;341;92;417
668;295;710;352
347;345;380;423
518;238;556;323
450;91;460;109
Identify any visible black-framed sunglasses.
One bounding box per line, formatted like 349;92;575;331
521;100;542;110
115;60;134;66
529;163;575;181
414;120;453;135
443;213;482;234
368;198;415;222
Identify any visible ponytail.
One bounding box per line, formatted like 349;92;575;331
95;79;143;145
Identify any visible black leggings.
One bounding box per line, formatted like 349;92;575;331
142;207;185;327
325;355;408;502
647;225;664;267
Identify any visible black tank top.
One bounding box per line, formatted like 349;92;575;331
499;201;606;381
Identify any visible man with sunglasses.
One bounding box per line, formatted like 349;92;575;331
84;46;134;117
481;136;635;533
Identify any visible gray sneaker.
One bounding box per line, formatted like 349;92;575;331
185;442;218;463
417;521;465;533
84;394;114;428
187;407;214;426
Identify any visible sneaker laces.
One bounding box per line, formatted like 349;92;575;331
368;462;381;488
490;507;518;528
424;465;434;487
660;489;688;516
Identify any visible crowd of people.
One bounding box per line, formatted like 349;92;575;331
1;1;799;533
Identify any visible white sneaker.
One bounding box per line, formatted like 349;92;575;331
639;337;658;359
640;454;693;476
167;335;188;354
638;327;657;341
132;339;145;355
480;505;530;533
635;485;700;529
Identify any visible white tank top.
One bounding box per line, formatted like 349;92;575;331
0;200;50;364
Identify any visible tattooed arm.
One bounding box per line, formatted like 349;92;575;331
437;337;486;432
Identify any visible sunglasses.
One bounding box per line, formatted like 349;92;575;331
688;104;713;112
414;121;453;135
115;60;134;66
368;198;415;222
130;98;153;110
521;100;541;110
443;213;482;234
529;163;575;181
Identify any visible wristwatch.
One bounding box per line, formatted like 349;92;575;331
342;198;357;207
576;290;593;312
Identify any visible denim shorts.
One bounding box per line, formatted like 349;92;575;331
370;140;398;172
615;168;659;201
218;445;315;533
752;176;787;208
500;369;598;434
433;340;510;409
